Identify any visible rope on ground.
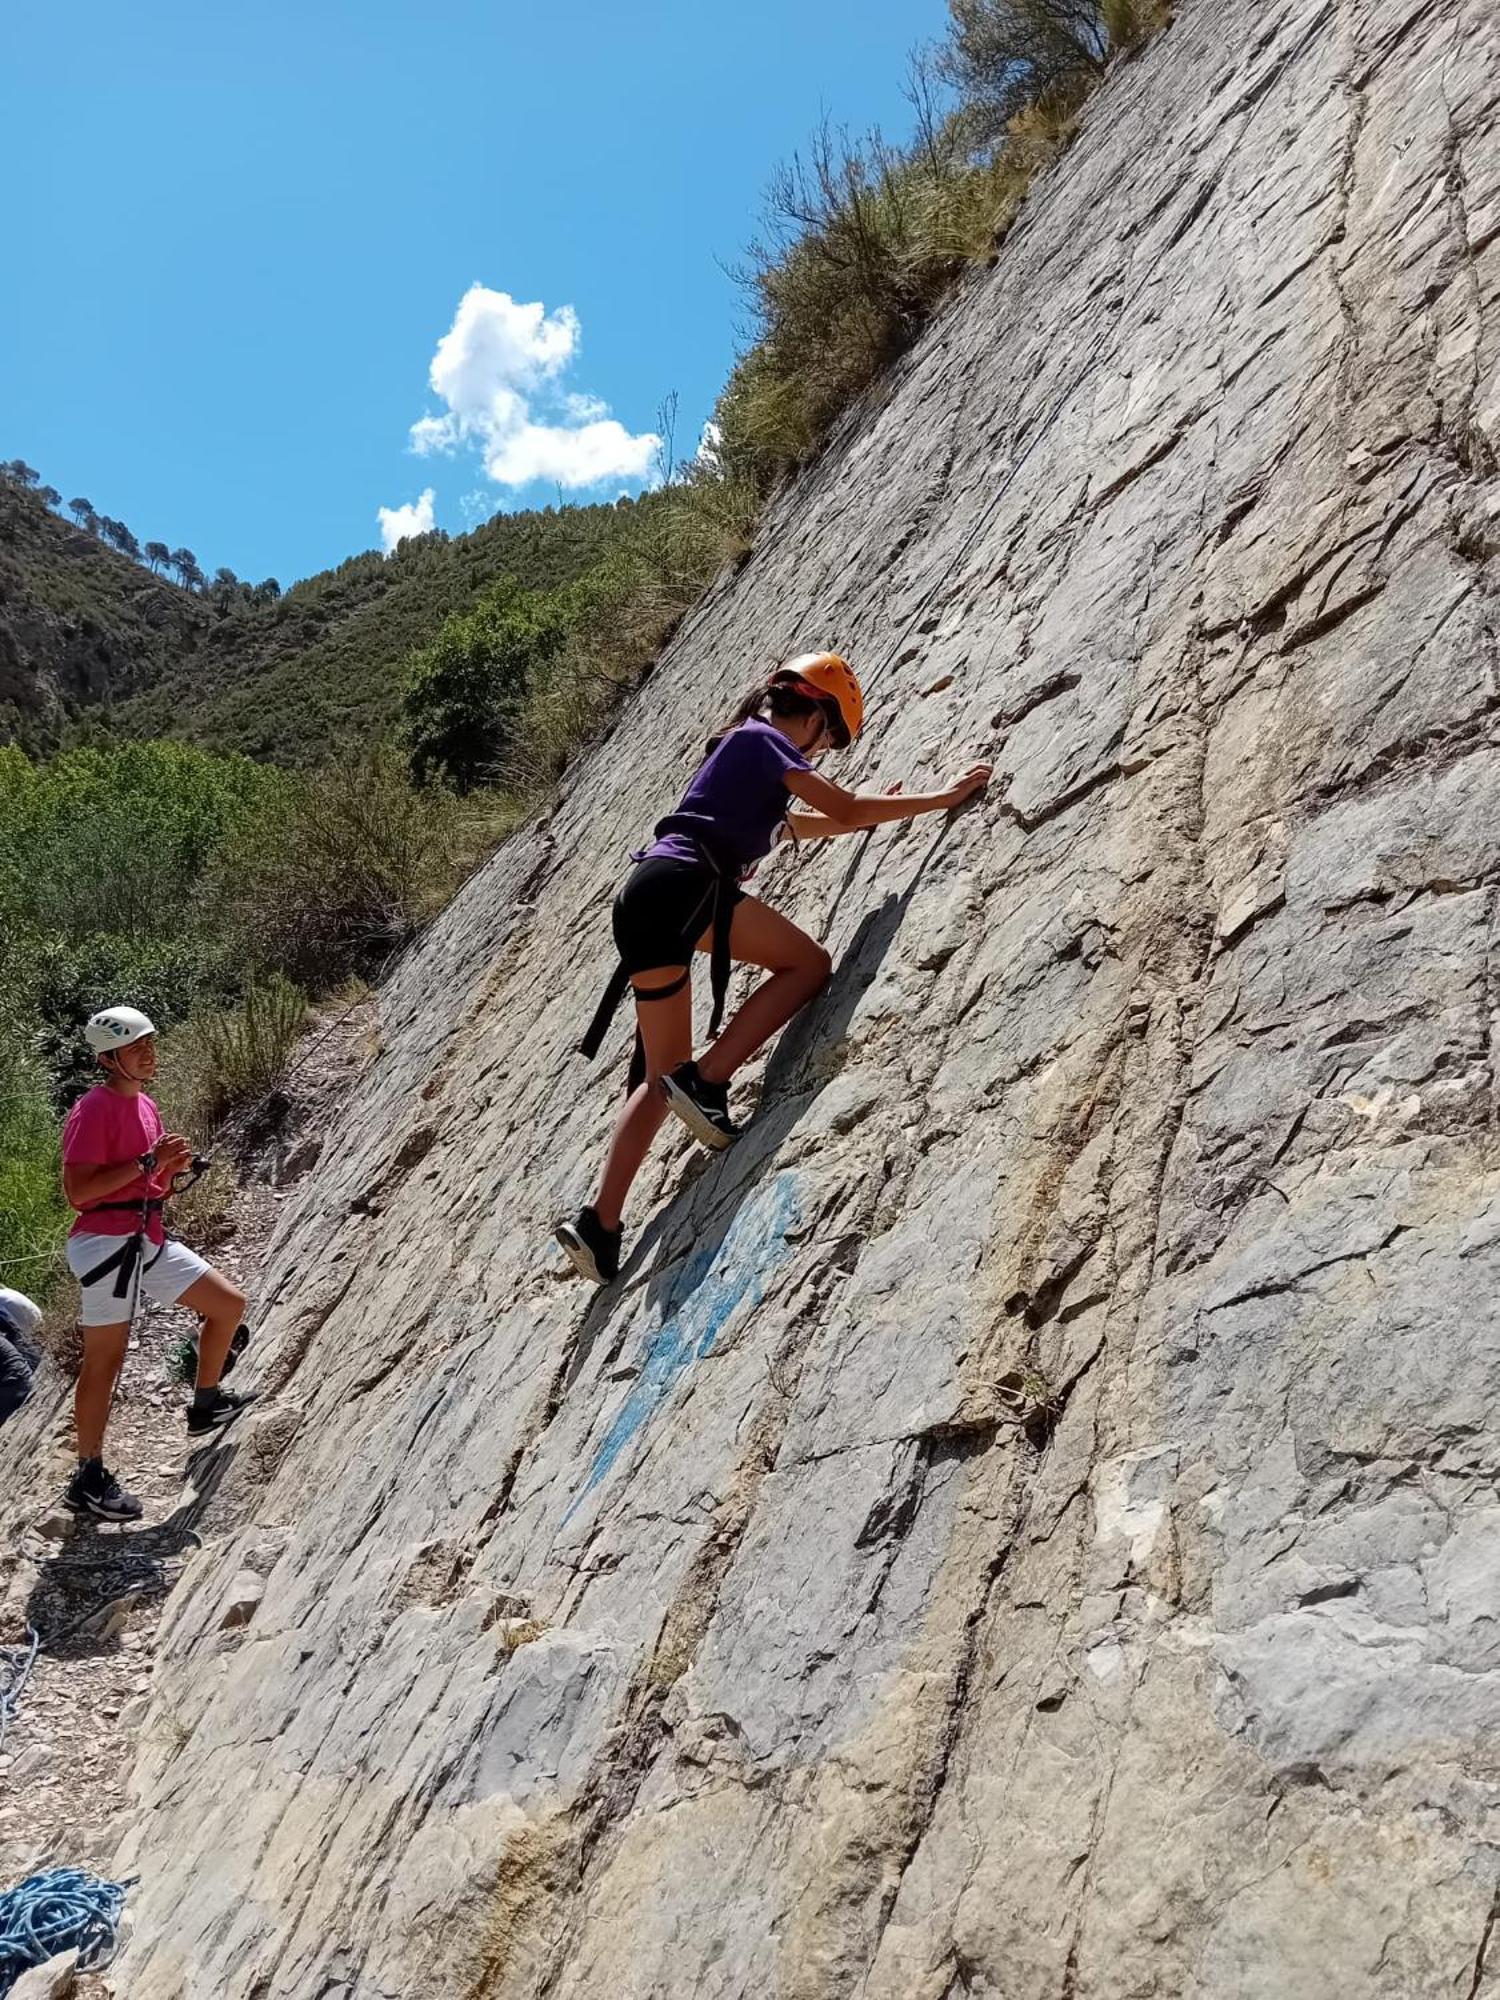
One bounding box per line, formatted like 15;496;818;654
0;1866;134;1993
0;1628;38;1759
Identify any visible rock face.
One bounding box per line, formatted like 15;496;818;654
112;0;1500;1991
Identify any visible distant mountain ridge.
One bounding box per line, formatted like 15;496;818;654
0;479;634;765
0;480;210;753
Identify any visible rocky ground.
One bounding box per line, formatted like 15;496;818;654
0;1000;377;1986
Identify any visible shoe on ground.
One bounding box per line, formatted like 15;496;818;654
555;1207;622;1286
64;1458;143;1523
661;1062;740;1151
186;1385;255;1437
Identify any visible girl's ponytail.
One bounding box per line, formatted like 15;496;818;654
703;673;826;758
704;679;775;757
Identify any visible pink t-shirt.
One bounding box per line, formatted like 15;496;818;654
62;1086;168;1243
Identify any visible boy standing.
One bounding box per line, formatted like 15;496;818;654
61;1006;250;1522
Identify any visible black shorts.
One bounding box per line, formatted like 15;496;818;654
612;856;743;975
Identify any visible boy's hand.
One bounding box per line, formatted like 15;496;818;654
943;765;992;808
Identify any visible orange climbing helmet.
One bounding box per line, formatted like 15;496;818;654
773;651;863;748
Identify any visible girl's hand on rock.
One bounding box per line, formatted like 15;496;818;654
944;765;992;808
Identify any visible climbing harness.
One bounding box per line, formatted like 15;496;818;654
579;832;740;1095
75;1150;213;1313
0;1867;134;1993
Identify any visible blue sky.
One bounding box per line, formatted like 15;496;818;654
2;0;946;587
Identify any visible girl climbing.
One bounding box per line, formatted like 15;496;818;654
557;652;990;1284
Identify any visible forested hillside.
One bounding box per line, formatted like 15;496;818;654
1;475;639;764
0;476;210;752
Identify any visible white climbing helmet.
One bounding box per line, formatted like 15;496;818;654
0;1286;42;1340
84;1005;157;1054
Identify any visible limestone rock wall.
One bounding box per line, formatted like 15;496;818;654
113;0;1500;1991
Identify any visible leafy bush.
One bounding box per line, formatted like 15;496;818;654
214;746;461;985
175;975;308;1129
0;1047;67;1298
938;0;1167;146
0;740;272;942
403;579;568;791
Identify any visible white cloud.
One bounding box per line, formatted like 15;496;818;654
695;419;723;469
563;391;610;423
409;414;458;457
377;486;436;554
406;283;659;494
484;416;659;488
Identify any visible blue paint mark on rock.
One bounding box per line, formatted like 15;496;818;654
565;1171;800;1521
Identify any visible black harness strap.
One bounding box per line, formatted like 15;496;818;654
623;968;692;1096
78;1230;165;1300
634;970;692;1002
78;1195;167;1302
579;838;739;1097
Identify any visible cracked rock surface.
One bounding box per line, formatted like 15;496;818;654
92;0;1500;1990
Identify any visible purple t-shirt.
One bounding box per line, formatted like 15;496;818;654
646;719;811;876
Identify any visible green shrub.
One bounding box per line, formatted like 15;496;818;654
0;740;272;941
0;1048;67;1296
214;746;460;985
174;975;308;1129
402;578;569;791
938;0;1168;147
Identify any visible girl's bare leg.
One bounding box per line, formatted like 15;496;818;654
76;1324;129;1461
695;898;831;1085
593;973;693;1230
178;1268;248;1392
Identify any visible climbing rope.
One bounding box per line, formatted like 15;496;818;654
0;1628;38;1757
0;1867;134;1993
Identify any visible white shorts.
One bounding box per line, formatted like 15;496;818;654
67;1232;211;1329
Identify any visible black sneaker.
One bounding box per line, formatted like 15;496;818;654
186;1385;255;1437
64;1458;143;1523
661;1062;740;1151
555;1207;622;1286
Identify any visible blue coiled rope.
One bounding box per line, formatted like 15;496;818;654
0;1867;133;1994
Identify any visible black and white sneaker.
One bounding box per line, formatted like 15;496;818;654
555;1207;622;1286
186;1385;255;1437
661;1062;740;1151
64;1458;143;1523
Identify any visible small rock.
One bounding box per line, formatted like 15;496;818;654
922;673;955;696
32;1511;73;1542
8;1949;80;1999
279;1134;323;1183
219;1571;265;1630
